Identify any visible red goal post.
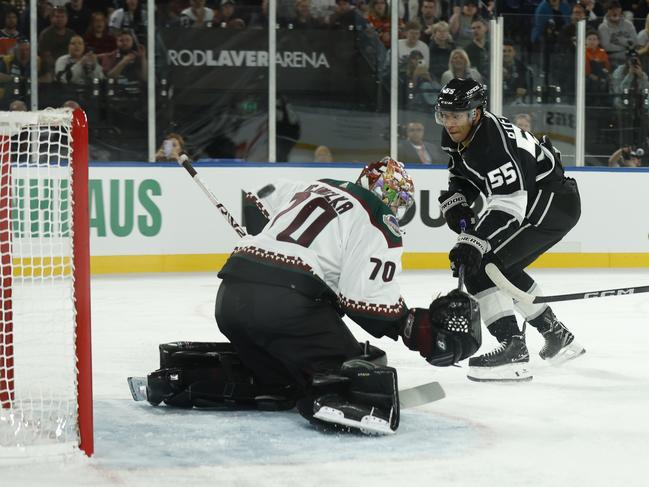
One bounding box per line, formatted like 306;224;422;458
0;108;92;457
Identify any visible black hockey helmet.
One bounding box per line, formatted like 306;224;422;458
434;78;487;114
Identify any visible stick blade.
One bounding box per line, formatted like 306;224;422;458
399;381;446;408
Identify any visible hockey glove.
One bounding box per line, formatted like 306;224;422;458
438;191;476;234
400;308;459;366
449;233;490;277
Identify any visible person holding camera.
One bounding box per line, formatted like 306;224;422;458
54;35;104;85
155;133;186;162
608;146;644;167
612;48;649;106
99;30;147;86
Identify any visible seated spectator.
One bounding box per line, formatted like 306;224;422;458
398;121;446;164
612;48;649;107
109;0;147;44
325;0;368;30
21;0;53;36
598;0;637;70
180;0;215;28
62;99;81;109
419;0;446;44
84;11;117;55
367;0;392;48
502;39;531;104
398;21;429;67
54;35;105;85
38;6;77;74
313;145;333;162
440;47;482;85
448;0;479;48
513;113;533;132
155;133;185;162
464;17;489;79
532;0;571;45
248;0;269;28
0;8;22;55
428;20;455;80
608;145;644;166
66;0;91;36
581;0;605;27
557;2;587;50
9;99;27;111
288;0;323;29
402;50;440;107
637;14;649;72
99;30;147;87
0;39;51;86
585;30;611;100
215;0;246;28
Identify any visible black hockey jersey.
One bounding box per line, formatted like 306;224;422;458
440;110;565;249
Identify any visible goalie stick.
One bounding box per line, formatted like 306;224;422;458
177;154;248;238
485;262;649;304
127;377;445;409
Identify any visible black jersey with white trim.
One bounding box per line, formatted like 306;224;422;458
440;110;565;248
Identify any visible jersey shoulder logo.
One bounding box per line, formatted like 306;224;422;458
383;214;402;237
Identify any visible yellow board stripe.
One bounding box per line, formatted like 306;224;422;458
89;253;649;275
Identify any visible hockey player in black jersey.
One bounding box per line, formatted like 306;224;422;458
435;78;585;382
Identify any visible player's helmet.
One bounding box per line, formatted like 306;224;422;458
434;78;487;124
356;157;415;219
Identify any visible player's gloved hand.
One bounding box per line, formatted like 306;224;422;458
540;135;562;166
438;191;475;234
449;233;490;277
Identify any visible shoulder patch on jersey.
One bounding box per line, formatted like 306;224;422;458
383;214;402;237
319;179;402;248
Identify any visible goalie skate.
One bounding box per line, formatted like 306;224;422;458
312;395;396;435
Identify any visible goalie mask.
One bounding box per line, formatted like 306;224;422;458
356;157;415;219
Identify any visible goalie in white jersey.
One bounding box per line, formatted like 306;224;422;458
206;157;479;435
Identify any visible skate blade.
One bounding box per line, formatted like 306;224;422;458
467;362;533;382
313;406;395;435
544;341;586;366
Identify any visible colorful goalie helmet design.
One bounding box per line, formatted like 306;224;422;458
357;157;415;219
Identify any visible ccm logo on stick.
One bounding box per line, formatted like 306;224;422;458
585;289;635;298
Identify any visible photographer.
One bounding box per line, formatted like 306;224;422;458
99;30;147;87
608;146;644;167
612;48;649;107
54;35;104;85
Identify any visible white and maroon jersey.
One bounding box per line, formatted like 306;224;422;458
220;178;407;339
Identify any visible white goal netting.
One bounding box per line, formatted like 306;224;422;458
0;109;87;455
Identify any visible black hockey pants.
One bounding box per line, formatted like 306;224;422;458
465;177;581;295
214;279;362;389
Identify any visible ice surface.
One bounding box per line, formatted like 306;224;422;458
3;269;649;487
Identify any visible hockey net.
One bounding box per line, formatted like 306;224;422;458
0;109;92;458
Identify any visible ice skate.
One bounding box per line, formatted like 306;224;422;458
467;335;533;382
312;394;396;435
530;308;586;365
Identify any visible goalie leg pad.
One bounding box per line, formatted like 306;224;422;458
147;341;297;410
301;359;400;435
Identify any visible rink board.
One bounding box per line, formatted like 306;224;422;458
83;163;649;273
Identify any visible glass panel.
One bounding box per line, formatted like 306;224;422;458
155;5;268;162
276;0;389;163
585;14;648;168
501;12;577;166
36;4;149;161
0;5;32;112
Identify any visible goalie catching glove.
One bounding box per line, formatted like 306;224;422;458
400;290;482;366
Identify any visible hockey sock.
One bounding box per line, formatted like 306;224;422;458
486;315;520;342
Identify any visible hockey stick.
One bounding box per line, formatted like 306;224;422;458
177;154;248;238
127;377;445;409
485;262;649;304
